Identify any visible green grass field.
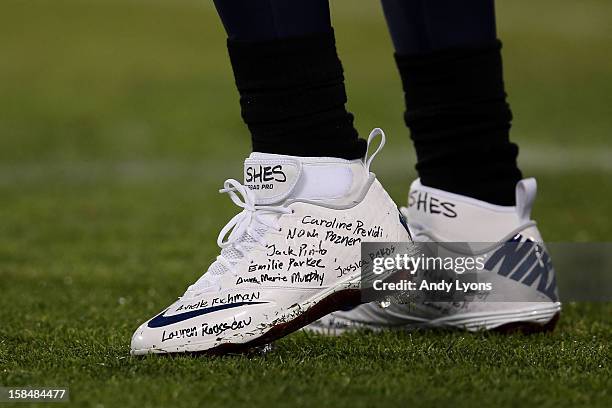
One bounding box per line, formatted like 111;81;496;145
1;0;611;407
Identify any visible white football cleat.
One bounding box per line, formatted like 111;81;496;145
130;129;412;355
307;178;561;334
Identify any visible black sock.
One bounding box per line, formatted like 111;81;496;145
396;41;522;206
227;30;366;159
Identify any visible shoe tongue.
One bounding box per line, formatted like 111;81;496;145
244;154;302;205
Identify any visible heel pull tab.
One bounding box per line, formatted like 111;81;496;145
516;178;537;223
364;128;386;173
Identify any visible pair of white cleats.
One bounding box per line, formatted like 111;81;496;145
131;129;561;355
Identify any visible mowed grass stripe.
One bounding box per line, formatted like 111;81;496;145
2;145;612;187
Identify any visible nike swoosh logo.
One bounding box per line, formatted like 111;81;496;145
147;301;267;328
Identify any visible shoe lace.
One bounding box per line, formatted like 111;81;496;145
185;179;292;295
